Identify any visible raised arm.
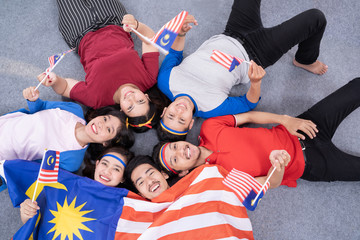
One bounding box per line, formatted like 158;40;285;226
234;111;318;140
245;61;265;104
37;72;79;98
255;150;290;189
122;14;158;54
170;15;198;51
23;86;83;117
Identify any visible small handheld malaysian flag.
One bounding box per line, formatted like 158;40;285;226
45;49;73;73
223;168;270;211
35;49;74;91
38;150;60;183
31;150;60;201
210;49;249;72
129;11;189;55
150;11;188;52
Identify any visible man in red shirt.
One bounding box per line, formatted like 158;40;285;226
153;78;360;188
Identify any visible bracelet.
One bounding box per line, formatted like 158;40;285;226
135;19;139;30
178;33;186;37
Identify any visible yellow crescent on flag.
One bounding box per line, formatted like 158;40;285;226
160;34;171;46
25;180;67;201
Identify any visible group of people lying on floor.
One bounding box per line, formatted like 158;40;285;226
1;0;359;236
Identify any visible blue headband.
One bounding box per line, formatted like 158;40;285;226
160;119;188;136
102;154;126;168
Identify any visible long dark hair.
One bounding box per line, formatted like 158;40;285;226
85;106;135;149
127;86;171;133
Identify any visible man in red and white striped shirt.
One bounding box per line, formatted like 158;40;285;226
122;156;256;239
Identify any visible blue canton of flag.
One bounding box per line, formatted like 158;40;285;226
229;57;241;72
38;150;59;184
210;50;245;72
155;29;178;51
243;189;264;211
48;54;61;68
150;11;188;52
46;49;73;73
223;168;270;211
41;150;58;170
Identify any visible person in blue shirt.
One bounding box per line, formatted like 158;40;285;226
0;87;134;173
157;0;327;141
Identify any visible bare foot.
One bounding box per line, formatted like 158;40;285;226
293;59;328;75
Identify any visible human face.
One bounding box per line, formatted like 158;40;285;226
119;85;150;118
162;97;194;132
163;141;201;171
86;115;121;144
94;152;126;187
131;163;169;200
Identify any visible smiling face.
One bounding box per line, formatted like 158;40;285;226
163;141;202;172
94;152;126;187
86;115;121;145
119;85;150;118
131;163;169;200
161;96;195;133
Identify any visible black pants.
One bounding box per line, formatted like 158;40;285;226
224;0;327;68
297;78;360;181
56;0;127;51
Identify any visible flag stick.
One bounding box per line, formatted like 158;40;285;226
31;149;47;202
34;54;65;91
252;167;277;206
129;27;169;55
34;48;74;91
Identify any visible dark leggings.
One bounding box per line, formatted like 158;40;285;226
225;0;327;68
56;0;127;50
297;78;360;181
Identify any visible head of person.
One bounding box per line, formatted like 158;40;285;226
152;141;203;177
126;101;161;133
125;155;169;200
93;147;134;187
85;106;135;149
117;84;160;133
157;96;195;141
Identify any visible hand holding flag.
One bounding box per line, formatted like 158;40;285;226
223;168;270;211
34;49;74;91
22;86;40;102
124;11;192;55
20;199;40;224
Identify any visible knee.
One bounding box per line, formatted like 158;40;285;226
349;77;360;85
308;8;327;28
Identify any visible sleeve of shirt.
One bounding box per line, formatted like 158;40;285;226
200;115;236;142
141;52;160;89
157;49;183;99
26;98;85;119
59;147;88;172
203;115;236;129
69;82;97;108
197;94;260;119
